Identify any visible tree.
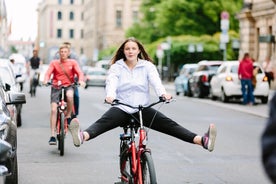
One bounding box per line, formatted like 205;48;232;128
126;0;243;43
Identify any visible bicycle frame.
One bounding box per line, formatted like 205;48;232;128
56;87;68;135
113;97;167;184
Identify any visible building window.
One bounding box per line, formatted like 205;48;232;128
69;29;74;38
69;12;74;20
81;12;84;21
57;11;62;20
80;29;84;39
116;10;122;27
133;11;139;23
58;0;62;5
57;29;62;38
70;0;74;4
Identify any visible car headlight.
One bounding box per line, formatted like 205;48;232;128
0;100;10;140
0;124;9;140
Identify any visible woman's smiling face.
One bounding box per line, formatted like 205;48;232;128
124;41;140;62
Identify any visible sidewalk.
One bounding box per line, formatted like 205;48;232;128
163;82;273;118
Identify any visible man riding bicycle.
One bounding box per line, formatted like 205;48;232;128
27;49;42;93
43;43;85;145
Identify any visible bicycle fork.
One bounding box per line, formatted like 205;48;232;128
132;128;148;184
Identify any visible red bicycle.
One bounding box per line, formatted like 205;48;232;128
47;82;77;156
112;97;169;184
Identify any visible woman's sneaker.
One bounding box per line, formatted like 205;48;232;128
68;118;83;147
202;124;217;152
48;136;57;145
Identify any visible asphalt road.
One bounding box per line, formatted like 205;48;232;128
17;83;272;184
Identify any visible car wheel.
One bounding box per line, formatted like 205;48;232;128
221;89;229;103
187;83;193;97
198;86;204;98
183;91;187;96
261;96;268;104
210;88;217;101
5;154;18;184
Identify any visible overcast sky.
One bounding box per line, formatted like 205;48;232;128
5;0;42;41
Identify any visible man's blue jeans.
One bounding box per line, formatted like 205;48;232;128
241;79;255;104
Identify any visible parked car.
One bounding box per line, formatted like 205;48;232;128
174;63;198;96
0;76;26;184
210;60;269;104
0;59;24;127
188;60;223;98
85;67;107;87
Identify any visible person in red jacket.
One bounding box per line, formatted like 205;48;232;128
238;53;255;105
43;43;85;145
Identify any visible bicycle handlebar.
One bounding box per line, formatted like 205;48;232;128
44;81;80;88
106;96;173;110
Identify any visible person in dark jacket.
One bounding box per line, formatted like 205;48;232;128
238;53;254;105
262;92;276;183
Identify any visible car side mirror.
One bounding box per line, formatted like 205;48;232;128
7;91;26;105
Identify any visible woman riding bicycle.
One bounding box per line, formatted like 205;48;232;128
70;37;217;152
43;43;85;145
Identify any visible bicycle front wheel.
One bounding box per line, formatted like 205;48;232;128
58;112;65;156
30;82;36;97
141;151;157;184
120;142;134;184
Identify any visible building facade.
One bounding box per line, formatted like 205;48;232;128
37;0;85;63
0;0;8;57
37;0;141;64
237;0;276;63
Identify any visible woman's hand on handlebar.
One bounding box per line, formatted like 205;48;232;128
161;94;172;101
105;97;115;104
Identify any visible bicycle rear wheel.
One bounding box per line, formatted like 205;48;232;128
30;81;36;97
141;151;157;184
120;142;134;184
58;112;65;156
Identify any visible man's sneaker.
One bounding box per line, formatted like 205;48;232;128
49;136;57;145
68;118;83;147
202;123;217;152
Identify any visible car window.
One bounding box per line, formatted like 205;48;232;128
253;65;262;74
219;66;227;74
88;70;106;76
180;68;186;75
197;65;207;71
208;65;221;71
231;65;239;73
189;68;196;74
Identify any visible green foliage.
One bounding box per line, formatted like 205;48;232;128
10;46;18;54
102;0;243;78
126;0;243;42
98;46;117;60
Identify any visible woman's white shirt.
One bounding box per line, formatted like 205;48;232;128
105;59;166;113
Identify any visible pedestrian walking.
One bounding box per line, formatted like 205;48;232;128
238;53;255;105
